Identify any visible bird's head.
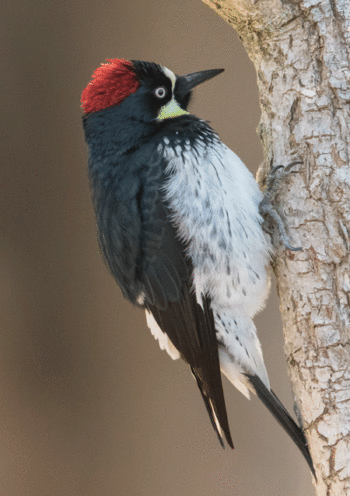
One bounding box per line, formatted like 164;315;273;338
81;59;224;122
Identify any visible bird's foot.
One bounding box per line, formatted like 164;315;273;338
259;161;302;252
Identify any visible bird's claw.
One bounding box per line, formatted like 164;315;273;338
264;161;302;197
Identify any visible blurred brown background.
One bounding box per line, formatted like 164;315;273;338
0;1;313;495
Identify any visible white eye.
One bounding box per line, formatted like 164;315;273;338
154;86;167;99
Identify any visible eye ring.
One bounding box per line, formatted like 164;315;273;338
154;86;167;99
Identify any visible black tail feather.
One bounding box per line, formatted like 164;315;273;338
245;374;315;478
191;366;226;449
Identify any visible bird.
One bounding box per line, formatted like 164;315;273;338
81;58;314;475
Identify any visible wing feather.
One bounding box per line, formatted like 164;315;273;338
146;275;233;448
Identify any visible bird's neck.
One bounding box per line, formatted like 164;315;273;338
83;107;157;163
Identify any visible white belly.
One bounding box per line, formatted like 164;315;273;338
162;136;273;395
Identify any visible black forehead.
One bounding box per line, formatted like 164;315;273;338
131;60;171;86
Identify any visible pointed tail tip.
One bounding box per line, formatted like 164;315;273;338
216;418;234;450
308;454;317;481
217;432;234;450
244;374;316;478
224;434;234;450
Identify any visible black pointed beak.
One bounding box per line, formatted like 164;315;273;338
182;68;224;90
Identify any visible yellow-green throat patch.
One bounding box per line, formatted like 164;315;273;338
158;99;189;120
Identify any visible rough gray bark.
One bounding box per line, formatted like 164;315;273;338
201;0;350;493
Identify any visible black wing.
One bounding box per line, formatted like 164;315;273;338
91;145;232;448
140;152;233;448
147;281;233;449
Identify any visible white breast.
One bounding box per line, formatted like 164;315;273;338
162;136;272;314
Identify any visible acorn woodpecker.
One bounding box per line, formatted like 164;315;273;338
81;59;314;474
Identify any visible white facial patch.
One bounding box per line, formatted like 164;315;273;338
158;66;188;121
161;66;176;92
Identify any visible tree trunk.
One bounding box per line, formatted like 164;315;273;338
201;0;350;493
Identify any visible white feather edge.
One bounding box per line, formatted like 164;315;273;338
145;310;181;360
